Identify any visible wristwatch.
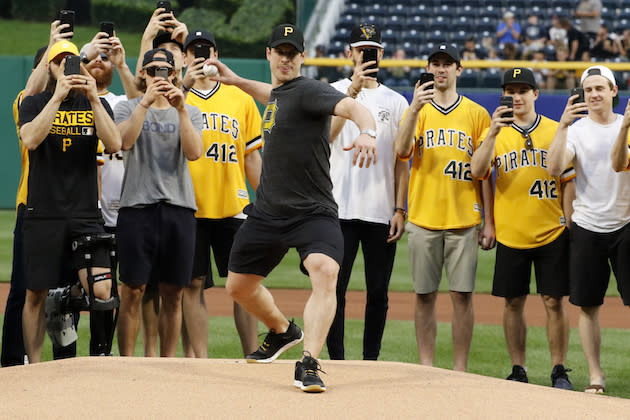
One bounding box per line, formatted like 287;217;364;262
360;129;377;138
80;51;90;64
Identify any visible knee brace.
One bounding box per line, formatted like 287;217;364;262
45;287;78;348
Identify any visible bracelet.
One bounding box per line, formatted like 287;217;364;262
138;101;150;109
347;85;359;98
394;207;407;217
182;84;190;92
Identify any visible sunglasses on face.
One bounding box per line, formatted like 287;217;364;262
522;132;533;151
144;66;174;77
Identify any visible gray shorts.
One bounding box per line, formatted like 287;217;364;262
406;222;479;294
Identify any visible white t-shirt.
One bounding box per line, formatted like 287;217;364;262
567;114;630;232
100;92;127;227
329;78;408;224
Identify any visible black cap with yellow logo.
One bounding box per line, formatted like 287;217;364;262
269;24;304;52
350;23;383;48
502;67;537;90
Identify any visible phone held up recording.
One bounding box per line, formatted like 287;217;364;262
419;72;434;89
500;95;513;119
362;48;378;72
59;10;75;37
570;87;587;115
194;44;210;60
64;55;81;76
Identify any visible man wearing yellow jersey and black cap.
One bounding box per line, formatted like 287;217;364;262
471;67;576;389
394;43;494;373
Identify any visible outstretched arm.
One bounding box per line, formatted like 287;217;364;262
333;97;377;168
203;58;272;104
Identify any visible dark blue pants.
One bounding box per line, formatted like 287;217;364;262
1;205;77;366
326;220;396;360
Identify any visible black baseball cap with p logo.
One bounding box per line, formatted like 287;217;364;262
502;67;537;90
269;24;304;52
349;23;383;48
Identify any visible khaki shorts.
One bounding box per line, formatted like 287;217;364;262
406;222;479;294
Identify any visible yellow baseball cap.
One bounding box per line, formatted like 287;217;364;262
47;41;79;63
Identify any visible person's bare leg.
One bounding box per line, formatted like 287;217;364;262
451;291;474;372
141;286;159;357
234;302;259;356
578;305;605;385
541;295;569;366
226;272;289;333
182;277;208;358
158;282;184;357
414;291;438;366
503;295;527;367
117;283;145;356
301;253;339;358
22;289;47;363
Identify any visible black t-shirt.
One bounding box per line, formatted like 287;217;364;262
19;91;113;218
567;27;590;60
252;76;346;218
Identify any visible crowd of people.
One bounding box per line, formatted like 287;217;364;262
2;6;630;395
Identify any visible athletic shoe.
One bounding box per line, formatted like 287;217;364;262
245;320;303;363
295;352;326;393
551;364;573;390
506;365;528;383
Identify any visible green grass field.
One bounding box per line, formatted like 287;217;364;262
0;208;628;398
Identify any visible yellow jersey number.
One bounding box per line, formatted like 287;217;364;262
529;179;557;199
206;142;238;163
443;160;472;181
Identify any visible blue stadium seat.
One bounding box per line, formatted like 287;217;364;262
402;29;424;43
477;16;497;33
327;41;346;56
406;15;428;30
366;4;388;17
450;30;469;44
602;0;621;9
481;5;502;20
480;69;503;88
483;0;503;8
458;4;478;18
458;68;480;88
345;3;360;14
429;16;451;31
453;16;475;32
614;18;630;32
552;0;577;11
434;4;454;16
619;7;630;20
336;14;356;31
400;41;419;58
389;3;412;16
418;42;436;59
331;27;350;43
381;28;400;45
384;15;406;31
530;0;550;9
426;29;448;44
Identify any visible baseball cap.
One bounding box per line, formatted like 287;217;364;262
184;29;216;51
47;40;79;63
268;23;304;52
428;43;460;65
580;65;617;86
142;48;175;68
502;67;537;90
349;23;383;49
152;31;184;51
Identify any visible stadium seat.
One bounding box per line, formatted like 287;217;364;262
619;7;630;20
453;16;474;32
400;41;419;58
406;15;427;31
389;3;412;16
458;4;478;18
384;15;406;31
480;69;503;88
429;16;451;31
336;14;356;31
331;27;350;43
327;40;346;56
450;30;468;44
483;0;503;9
614;18;630;32
366;4;387;17
426;29;448;44
381;28;400;45
458;68;480;88
481;5;502;20
409;4;433;19
602;0;621;9
402;29;424;43
552;0;576;11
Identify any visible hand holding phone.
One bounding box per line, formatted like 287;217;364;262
362;48;378;72
419;72;434;89
64;55;81;76
570;87;587;114
59;10;75;38
100;21;114;38
157;0;171;20
499;96;513;118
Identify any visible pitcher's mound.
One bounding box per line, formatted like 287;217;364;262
1;357;628;419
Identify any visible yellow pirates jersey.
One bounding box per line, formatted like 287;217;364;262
480;114;576;249
186;83;262;219
13;91;28;208
402;95;490;229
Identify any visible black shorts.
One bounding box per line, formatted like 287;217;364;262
192;218;244;288
22;217;108;290
117;203;196;288
228;210;344;278
569;222;630;307
492;229;569;299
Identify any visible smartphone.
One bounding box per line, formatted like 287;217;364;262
194;44;210;60
419;72;434;89
100;21;114;38
157;0;171;13
570;87;587;114
59;10;75;37
155;67;169;80
64;55;81;76
499;95;513;118
362;48;378;71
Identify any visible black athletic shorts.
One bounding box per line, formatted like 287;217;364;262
569;222;630;307
22;217;108;290
228;209;344;278
117;203;196;288
492;229;569;299
192;217;244;288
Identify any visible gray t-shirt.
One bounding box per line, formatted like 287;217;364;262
114;97;202;211
253;76;346;218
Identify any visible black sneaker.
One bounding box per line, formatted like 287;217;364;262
296;352;326;393
551;364;573;390
245;320;303;363
506;365;528;383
